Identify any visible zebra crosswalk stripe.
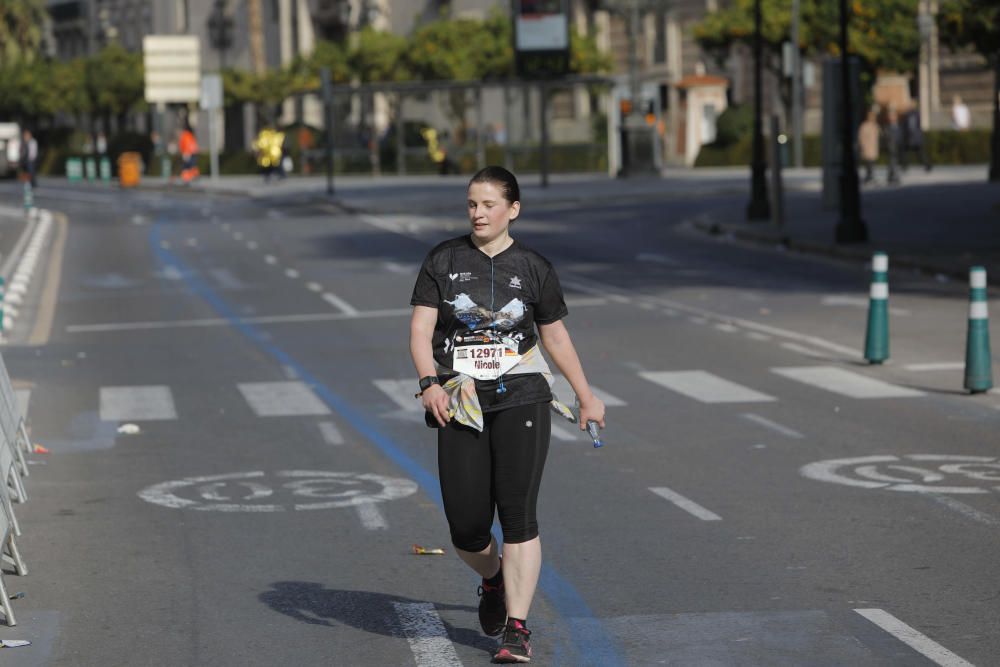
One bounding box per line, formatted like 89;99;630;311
640;370;776;404
771;366;925;399
237;381;331;416
100;385;178;421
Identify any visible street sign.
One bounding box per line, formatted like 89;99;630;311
200;74;223;110
143;35;201;103
512;0;569;79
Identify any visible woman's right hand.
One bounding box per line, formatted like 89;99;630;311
421;384;451;426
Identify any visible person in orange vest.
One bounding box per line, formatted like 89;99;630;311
179;123;200;183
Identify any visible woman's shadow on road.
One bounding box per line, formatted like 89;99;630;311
259;581;496;655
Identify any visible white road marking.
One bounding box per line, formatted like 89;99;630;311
237;381;331;417
391;602;463;667
740;413;803;439
322;292;359;316
232;232;244;241
689;316;708;325
746;332;772;342
264;255;278;265
305;282;323;292
354;502;388;529
100;385;177;421
161;265;183;281
285;269;300;279
772;366;925;399
903;362;964;372
373;380;422;412
854;609;974;667
636;252;677;265
551;376;627;407
67;308;414;333
649;486;722;521
821;295;910;316
384;261;418;274
139;470;418;512
928;494;1000;527
208;268;245;290
318;421;345;445
640;371;776;403
780;342;829;358
281;365;299;380
246;241;258;250
550;423;577;441
714;323;739;333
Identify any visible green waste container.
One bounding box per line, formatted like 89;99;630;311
66;158;83;182
99;157;112;182
84;158;97;181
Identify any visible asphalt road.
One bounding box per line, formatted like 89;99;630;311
0;179;997;666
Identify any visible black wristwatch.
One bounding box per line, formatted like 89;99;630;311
418;375;440;394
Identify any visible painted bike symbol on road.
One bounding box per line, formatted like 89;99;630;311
801;455;1000;494
138;470;418;512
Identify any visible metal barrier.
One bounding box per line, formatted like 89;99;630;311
0;352;31;627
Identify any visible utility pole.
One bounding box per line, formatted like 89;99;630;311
747;0;770;220
790;0;803;168
834;0;867;243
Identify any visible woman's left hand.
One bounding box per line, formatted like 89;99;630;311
577;395;606;430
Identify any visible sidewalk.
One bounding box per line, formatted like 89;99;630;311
105;163;1000;284
685;165;1000;284
0;204;33;280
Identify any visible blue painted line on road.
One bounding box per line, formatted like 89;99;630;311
149;218;625;666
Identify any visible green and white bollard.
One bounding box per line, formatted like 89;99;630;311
963;266;993;393
22;182;33;211
864;252;889;364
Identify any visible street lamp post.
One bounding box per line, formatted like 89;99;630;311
834;0;867;243
746;0;770;220
991;55;1000;182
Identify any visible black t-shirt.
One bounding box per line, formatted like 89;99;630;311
410;235;568;413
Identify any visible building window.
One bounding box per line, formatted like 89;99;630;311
653;12;666;64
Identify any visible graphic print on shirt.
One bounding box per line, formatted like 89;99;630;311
444;292;526;379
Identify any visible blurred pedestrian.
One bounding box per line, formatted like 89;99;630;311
951;95;971;131
178;123;200;183
901;106;932;172
95;131;108;157
253;127;285;182
18;128;38;188
409;166;604;664
858;109;880;184
884;107;902;186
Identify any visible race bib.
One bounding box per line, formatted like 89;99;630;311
452;338;521;380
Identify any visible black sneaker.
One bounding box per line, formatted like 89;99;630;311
493;619;532;663
477;578;507;636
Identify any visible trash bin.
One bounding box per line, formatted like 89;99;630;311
65;157;84;182
99;157;112;182
118;152;141;188
84;157;96;181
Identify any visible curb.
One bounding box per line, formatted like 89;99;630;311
686;217;990;286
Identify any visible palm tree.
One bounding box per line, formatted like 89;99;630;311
0;0;48;65
247;0;266;75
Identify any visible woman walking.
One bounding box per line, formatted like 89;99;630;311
409;166;605;663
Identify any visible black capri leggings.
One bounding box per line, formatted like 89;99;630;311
437;402;551;552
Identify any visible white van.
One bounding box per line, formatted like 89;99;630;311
0;124;22;178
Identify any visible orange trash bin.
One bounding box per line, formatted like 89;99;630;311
118;152;141;188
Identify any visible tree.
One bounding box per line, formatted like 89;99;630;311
350;27;411;83
0;0;47;65
938;0;1000;180
84;44;145;131
695;0;922;115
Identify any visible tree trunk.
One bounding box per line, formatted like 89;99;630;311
247;0;266;76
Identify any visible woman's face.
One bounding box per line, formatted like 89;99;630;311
467;181;519;244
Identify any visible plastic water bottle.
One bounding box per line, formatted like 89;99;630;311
586;420;604;448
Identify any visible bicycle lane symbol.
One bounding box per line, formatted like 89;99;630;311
138;470;418;512
801;455;1000;494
